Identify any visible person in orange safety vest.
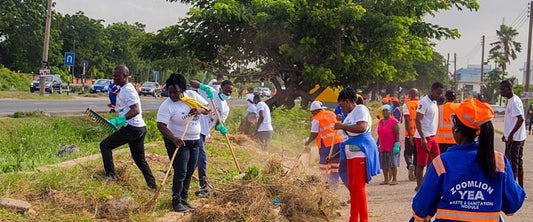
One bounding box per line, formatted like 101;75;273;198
411;98;525;222
437;90;458;153
304;101;343;189
403;88;419;181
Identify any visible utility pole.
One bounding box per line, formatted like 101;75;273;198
454;53;457;92
524;1;533;112
480;35;485;99
39;0;52;96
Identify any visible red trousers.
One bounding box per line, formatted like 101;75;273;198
347;157;368;222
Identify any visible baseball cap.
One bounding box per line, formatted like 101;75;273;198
310;101;327;111
450;98;494;130
381;104;392;111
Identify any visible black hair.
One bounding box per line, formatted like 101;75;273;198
453;115;496;178
445;90;456;101
220;80;233;88
114;65;129;76
431;82;444;90
165;73;187;92
216;73;224;80
500;80;513;89
338;87;356;102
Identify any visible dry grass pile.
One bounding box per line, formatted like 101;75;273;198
190;154;340;222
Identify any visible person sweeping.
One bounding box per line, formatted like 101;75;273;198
304;101;343;189
156;73;209;212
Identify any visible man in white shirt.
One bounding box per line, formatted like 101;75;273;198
100;65;157;190
253;95;273;152
414;82;444;191
500;80;527;187
238;87;257;134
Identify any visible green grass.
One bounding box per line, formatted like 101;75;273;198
0;106;314;221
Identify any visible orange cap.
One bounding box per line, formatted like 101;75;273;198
391;97;399;102
382;97;390;104
449;98;494;129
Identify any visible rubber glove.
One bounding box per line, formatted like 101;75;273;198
109;115;126;128
199;83;214;100
376;138;380;147
215;124;228;136
393;141;400;154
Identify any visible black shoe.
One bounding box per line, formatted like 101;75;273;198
147;183;157;191
181;199;197;210
105;173;118;181
172;198;189;212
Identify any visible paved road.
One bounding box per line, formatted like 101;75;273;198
0;97;247;116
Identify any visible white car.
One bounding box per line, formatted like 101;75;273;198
254;87;271;97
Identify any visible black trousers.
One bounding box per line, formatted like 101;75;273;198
100;125;156;187
164;138;200;201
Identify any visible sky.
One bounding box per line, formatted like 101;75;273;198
54;0;532;83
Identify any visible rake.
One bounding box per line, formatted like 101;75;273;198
145;115;193;213
85;108;117;132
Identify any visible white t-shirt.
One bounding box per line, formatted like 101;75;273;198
343;105;371;159
184;89;216;137
207;79;221;92
414;95;438;138
311;119;319;133
504;94;527;141
117;83;145;127
402;103;409;116
256;101;273;132
246;93;256;114
157;95;207;140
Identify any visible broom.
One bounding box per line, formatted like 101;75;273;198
324;130;338;185
85;108;117;132
145;115;193;213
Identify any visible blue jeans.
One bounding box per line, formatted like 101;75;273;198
197;134;208;188
164;138;200;201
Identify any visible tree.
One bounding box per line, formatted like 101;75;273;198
168;0;479;108
0;0;62;73
489;24;521;73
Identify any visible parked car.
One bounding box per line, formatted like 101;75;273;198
139;81;162;97
90;79;111;93
254;87;272;97
30;75;62;94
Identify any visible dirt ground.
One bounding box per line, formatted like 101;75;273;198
334;115;533;222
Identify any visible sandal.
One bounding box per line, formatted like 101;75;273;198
379;181;389;185
390;181;398;185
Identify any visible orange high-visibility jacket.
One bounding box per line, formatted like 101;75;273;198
437;103;457;144
311;110;343;148
404;99;419;137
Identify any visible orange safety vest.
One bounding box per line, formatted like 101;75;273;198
311;110;343;148
437;102;457;144
404;99;419;137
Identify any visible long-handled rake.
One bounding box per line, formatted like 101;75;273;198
145;115;193;213
324;130;338;184
85;108;117;132
209;99;242;172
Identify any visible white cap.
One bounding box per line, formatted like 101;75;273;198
310;101;326;111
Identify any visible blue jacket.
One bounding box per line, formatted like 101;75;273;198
340;131;380;183
411;142;525;222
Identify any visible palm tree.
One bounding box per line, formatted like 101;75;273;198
489;24;522;73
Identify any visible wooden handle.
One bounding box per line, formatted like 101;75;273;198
210;99;242;172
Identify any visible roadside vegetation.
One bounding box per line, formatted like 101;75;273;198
0;106;346;221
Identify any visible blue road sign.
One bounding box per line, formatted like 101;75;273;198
64;52;75;66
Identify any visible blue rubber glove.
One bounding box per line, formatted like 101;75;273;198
215;124;228;136
109;115;126;128
393;142;400;154
199;83;214;100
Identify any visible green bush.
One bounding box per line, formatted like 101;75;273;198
0;67;32;91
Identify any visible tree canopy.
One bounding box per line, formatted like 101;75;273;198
165;0;479;108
